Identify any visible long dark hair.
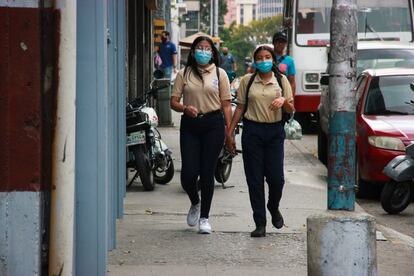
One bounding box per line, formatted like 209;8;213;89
253;45;282;79
184;36;220;82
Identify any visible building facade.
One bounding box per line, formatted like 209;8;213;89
224;0;237;26
236;0;258;26
257;0;283;20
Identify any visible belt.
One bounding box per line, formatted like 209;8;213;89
196;109;221;118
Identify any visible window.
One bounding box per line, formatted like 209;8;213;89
296;0;412;46
240;3;244;24
357;49;414;75
253;4;256;20
364;75;414;115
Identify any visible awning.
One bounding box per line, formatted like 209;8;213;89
179;32;221;47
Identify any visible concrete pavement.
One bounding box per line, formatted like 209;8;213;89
108;111;414;276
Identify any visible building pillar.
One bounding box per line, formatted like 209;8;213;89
0;0;57;275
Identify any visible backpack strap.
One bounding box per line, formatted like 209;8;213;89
243;71;284;117
243;72;257;117
216;65;221;93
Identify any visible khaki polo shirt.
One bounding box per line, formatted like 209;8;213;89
237;73;293;123
172;64;231;114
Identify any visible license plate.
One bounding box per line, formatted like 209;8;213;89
126;131;145;145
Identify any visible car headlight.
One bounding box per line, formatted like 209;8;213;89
368;136;405;151
305;73;319;83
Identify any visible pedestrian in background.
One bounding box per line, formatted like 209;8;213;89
170;36;233;234
226;45;295;237
272;31;296;95
220;47;237;82
159;31;178;79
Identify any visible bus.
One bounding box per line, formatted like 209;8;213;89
282;0;414;126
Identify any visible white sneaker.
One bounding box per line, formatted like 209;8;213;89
198;218;212;234
187;203;200;227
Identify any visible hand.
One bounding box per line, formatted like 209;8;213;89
173;67;178;74
184;105;198;118
225;131;236;152
269;97;285;111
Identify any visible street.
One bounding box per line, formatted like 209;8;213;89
108;114;414;276
299;133;414;241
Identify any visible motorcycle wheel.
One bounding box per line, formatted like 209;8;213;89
214;157;233;183
154;156;175;185
134;146;155;191
381;180;412;214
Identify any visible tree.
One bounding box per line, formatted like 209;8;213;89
199;0;228;34
220;15;283;75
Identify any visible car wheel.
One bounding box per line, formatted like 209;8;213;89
355;155;369;198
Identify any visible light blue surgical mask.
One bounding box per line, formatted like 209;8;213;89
254;60;273;73
194;50;212;65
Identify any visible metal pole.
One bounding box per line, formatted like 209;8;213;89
214;0;218;37
327;0;358;210
210;0;213;36
48;0;77;274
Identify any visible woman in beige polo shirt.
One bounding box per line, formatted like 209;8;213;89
170;36;232;234
227;45;295;237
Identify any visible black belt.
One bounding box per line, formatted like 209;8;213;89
196;109;221;118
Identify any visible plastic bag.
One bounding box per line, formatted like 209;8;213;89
154;53;163;69
284;112;302;140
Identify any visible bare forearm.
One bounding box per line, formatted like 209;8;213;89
172;54;177;67
170;96;185;113
221;101;232;128
228;105;244;133
288;76;296;96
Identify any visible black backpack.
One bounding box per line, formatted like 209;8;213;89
243;70;291;124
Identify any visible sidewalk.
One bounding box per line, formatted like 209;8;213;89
108;111;414;276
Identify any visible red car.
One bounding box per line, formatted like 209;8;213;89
356;68;414;196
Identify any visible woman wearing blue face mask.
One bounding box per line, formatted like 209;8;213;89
170;36;233;234
226;46;295;237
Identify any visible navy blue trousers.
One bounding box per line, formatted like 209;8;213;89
180;113;225;219
242;119;285;226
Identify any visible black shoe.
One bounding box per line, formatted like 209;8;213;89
268;207;284;229
250;226;266;237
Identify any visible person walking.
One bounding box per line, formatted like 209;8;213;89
159;31;178;79
226;45;295;237
272;31;296;95
170;36;233;234
220;47;237;82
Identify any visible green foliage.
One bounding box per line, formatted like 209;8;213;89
220;15;283;76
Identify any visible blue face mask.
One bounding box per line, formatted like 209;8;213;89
254;60;273;73
194;50;212;65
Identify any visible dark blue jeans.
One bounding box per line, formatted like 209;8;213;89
242;119;285;226
180;112;225;219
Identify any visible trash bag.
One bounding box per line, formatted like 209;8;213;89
284;112;302;140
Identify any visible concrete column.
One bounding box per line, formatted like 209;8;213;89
307;212;377;276
48;0;77;275
0;0;56;275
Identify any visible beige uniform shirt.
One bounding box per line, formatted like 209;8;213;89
237;73;293;123
172;64;231;114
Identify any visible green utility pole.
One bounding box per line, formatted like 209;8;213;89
327;0;358;210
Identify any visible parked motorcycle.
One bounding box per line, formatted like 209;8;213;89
214;81;242;188
126;81;174;191
381;143;414;214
